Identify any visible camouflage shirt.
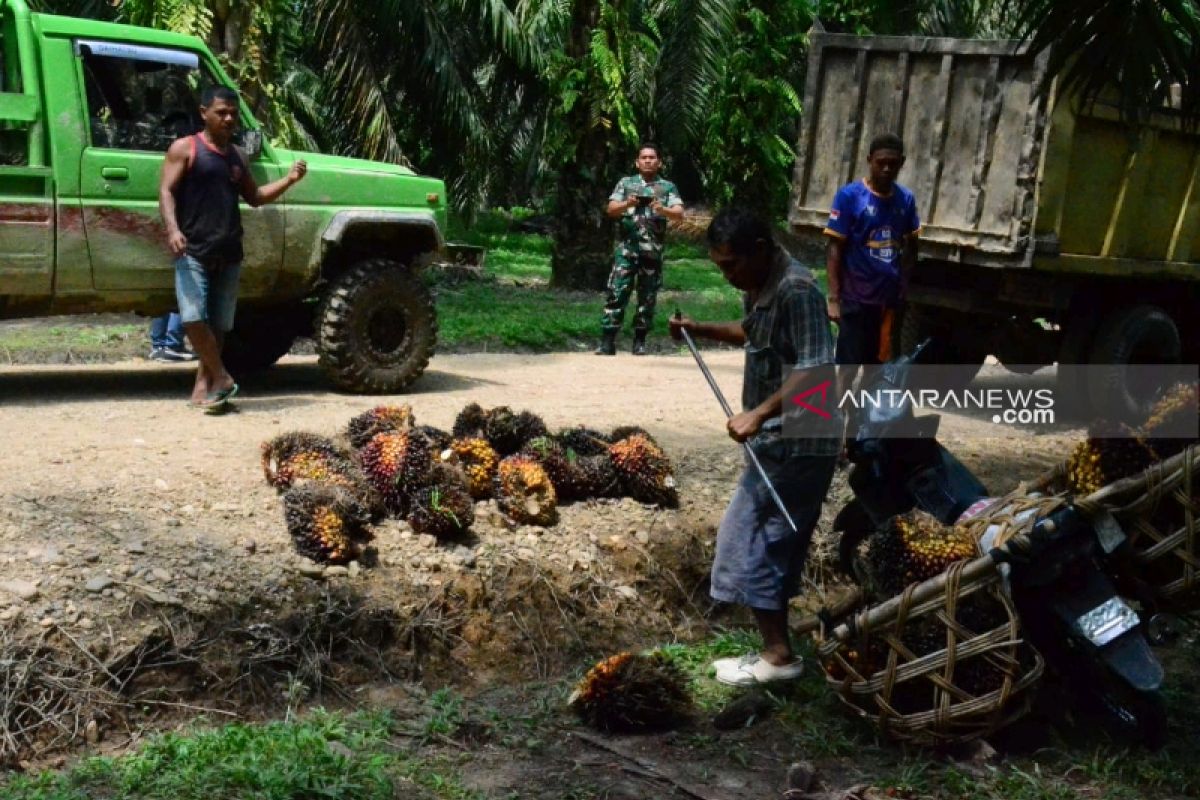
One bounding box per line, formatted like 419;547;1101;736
609;175;683;260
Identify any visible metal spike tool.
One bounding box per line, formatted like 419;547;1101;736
673;308;799;535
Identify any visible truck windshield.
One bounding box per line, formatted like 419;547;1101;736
77;41;217;153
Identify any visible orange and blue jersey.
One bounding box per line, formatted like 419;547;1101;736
823;179;921;306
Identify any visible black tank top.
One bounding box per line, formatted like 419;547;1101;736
175;133;245;263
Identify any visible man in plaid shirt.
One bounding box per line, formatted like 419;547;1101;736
670;208;839;687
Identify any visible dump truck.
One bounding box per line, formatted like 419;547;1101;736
790;31;1200;418
0;0;447;393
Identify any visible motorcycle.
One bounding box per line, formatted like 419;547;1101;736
831;342;1167;746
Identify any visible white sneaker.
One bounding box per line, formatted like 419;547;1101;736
714;654;804;687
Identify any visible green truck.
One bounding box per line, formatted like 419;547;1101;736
790;32;1200;418
0;0;446;393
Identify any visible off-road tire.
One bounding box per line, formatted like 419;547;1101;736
223;305;308;376
1087;305;1181;423
317;259;437;394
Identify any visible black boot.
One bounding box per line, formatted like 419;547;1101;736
594;329;617;356
631;330;648;356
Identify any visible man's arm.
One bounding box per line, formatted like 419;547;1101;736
825;236;844;322
651;199;685;222
238;153;307;208
606;195;638;218
668;316;746;346
159;138;191;257
728;364;835;442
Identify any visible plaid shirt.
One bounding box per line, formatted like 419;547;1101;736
741;246;840;457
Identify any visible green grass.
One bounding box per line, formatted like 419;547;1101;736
0;322;143;360
0;710;481;800
435;215;828;352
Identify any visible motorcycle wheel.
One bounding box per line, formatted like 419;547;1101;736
1093;673;1168;751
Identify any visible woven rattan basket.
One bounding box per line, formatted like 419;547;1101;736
813;494;1065;746
1033;445;1199;607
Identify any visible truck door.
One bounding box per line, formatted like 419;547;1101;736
74;40;283;292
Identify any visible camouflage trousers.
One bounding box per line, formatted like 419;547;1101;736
600;249;663;333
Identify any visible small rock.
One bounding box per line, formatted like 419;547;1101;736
635;530;650;545
297;562;326;579
0;607;19;621
325;565;349;578
85;576;113;593
39;617;54;628
78;617;95;630
151;568;171;582
112;590;127;600
417;534;437;549
82;552;100;564
154;479;169;491
85;719;101;745
614;585;638;600
347;561;361;578
785;761;817;793
0;580;40;602
241;539;257;555
124;541;146;555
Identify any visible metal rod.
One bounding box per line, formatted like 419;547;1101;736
675;311;799;534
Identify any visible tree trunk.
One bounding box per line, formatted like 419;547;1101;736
550;0;615;291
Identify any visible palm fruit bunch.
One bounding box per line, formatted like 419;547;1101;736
577;453;621;498
409;479;475;539
415;425;453;454
260;431;373;503
452;402;488;439
484;406;549;455
494;454;558;525
346;405;414;449
1142;382;1199;460
448;437;500;499
555;426;612;457
568;651;692;733
609;434;678;507
282;483;373;564
866;510;977;598
358;429;433;516
1065;420;1158;496
522;436;589;501
610;425;657;446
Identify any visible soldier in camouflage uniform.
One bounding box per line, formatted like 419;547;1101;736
595;143;685;355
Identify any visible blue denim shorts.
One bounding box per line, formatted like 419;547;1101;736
710;440;837;611
174;254;241;333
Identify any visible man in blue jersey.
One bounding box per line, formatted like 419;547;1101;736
823;133;920;389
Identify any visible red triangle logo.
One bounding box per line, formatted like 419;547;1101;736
791;380;833;419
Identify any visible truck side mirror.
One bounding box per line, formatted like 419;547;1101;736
238;129;263;160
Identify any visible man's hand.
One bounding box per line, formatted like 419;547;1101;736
626;195;639;211
827;298;841;323
288;160;308;185
650;199;664;216
727;410;765;443
167;229;187;257
668;314;695;342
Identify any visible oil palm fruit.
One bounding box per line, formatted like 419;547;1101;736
866;510;977;598
282;483;372;564
555;426;612;457
449;437;500;499
359;429;433;516
409;479;475;539
569;652;692;733
514;410;550;448
494;454;558;526
522;436;588;501
415;424;453;454
1065;421;1158;496
577;453;621;498
1142;382;1199;460
261;432;345;489
346;405;414;449
609;434;678;507
452;402;488;439
610;425;657;446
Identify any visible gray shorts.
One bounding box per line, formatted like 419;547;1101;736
174;254;241;333
710;440;836;611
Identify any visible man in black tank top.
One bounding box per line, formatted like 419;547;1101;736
159;85;307;409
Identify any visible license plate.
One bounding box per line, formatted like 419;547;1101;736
1074;597;1140;647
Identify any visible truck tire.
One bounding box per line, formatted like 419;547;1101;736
897;303;986;386
223;305;308;376
1087;305;1181;422
317;259;437;394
